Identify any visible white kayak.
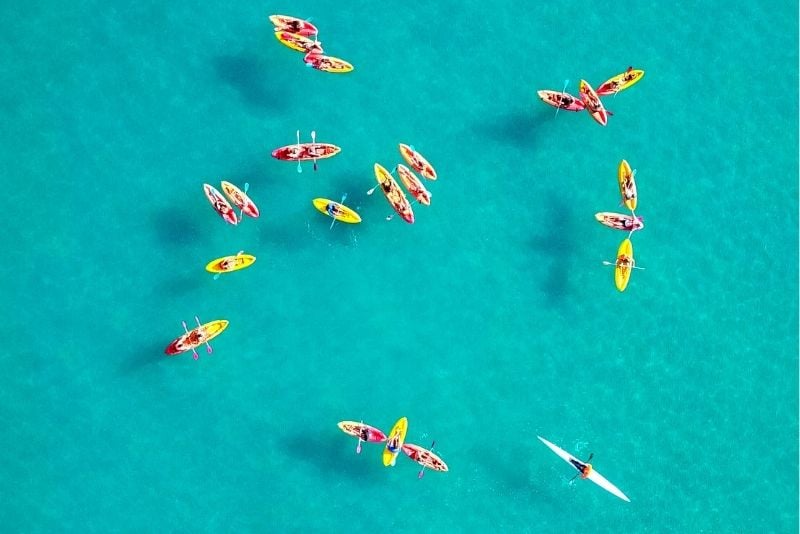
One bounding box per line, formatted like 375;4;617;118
537;436;630;502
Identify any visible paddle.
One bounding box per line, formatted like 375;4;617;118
555;79;569;118
296;130;303;173
602;261;646;271
329;193;346;230
311;130;319;171
418;440;436;479
195;315;213;355
181;320;200;360
213;250;244;280
356;419;364;454
238;182;250;222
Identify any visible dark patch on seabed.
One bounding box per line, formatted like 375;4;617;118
213;53;289;112
152;205;202;246
282;431;381;485
529;195;575;301
471;107;544;148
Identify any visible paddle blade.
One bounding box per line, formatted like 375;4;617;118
213;273;221;280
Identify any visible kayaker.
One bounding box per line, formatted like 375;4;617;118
326;203;341;217
569;453;594;479
623;66;635;81
387;434;400;452
219;251;244;271
359;427;370;441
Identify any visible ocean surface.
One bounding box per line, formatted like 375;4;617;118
1;1;797;532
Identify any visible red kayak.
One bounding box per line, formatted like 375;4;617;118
337;421;387;442
203;184;238;225
271;142;341;161
579;80;609;126
269;14;317;37
402;443;449;472
595;212;644;232
537;90;586;112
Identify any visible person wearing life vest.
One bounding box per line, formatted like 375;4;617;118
569;453;594;480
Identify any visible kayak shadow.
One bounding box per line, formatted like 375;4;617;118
529;196;574;300
120;338;166;375
213;53;287;112
471;108;542;148
152;206;202;247
282;432;381;484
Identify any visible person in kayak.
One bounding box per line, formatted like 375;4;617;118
219;251;244;271
622;66;635;82
326;203;341;218
569;453;594;479
359;427;370;442
386;433;400;452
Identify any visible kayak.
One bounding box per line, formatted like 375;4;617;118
537;90;586;112
205;253;256;274
203;184;238;225
401;443;449;472
399;143;437;180
337;421;387;443
615;238;634;292
397;164;431;206
164;319;229;355
312;198;361;223
579;80;609;126
596;68;645;96
274;31;323;54
272;142;341;162
303;52;354;73
220;181;259;219
537;436;630;502
617;159;637;211
374;163;414;224
594;212;644;232
383;417;408;467
269;14;318;37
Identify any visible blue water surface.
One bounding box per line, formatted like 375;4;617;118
0;0;797;531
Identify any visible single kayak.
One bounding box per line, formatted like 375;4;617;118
221;181;259;219
614;238;635;292
399;143;437;180
269;14;318;37
164;319;229;355
596;68;645;96
337;421;387;443
383;417;409;467
537;89;586;112
401;443;449;472
312;198;361;223
579;80;609;126
203;183;238;225
303;52;354;73
617;159;637;211
397;164;431;206
374;163;414;224
537;436;630;502
205;252;256;274
272;142;341;162
594;212;643;232
274;31;323;54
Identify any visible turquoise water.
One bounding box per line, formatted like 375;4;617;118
1;0;797;531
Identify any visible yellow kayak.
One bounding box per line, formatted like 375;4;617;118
614;238;634;292
312;198;361;224
596;68;645;96
617;159;637;211
382;417;408;467
274;31;323;54
205;252;256;274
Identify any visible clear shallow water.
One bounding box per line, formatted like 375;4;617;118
0;1;797;531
